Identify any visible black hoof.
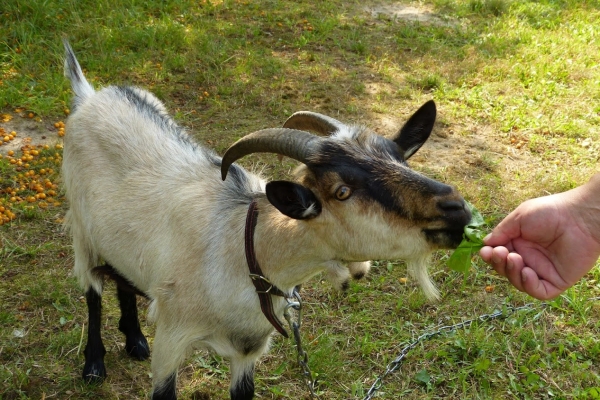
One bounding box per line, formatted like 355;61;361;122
152;373;177;400
82;360;106;384
352;271;365;280
126;334;150;360
340;280;350;291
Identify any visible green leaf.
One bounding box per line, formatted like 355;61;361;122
465;224;485;244
447;247;474;273
474;357;492;372
467;201;485;227
415;369;431;385
446;202;488;273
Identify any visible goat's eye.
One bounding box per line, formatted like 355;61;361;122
335;185;352;201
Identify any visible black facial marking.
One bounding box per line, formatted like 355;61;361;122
307;140;452;221
423;226;466;248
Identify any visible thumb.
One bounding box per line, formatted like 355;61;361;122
483;218;521;247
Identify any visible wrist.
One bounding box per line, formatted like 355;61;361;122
569;173;600;245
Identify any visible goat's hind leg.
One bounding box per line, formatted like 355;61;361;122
74;227;107;383
82;287;107;383
93;263;150;360
116;283;150;360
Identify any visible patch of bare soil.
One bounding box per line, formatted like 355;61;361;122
373;113;535;178
364;2;456;26
0;111;64;154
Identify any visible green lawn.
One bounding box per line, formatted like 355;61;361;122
1;0;600;399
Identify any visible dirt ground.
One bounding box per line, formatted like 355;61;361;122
365;2;455;26
0;111;64;154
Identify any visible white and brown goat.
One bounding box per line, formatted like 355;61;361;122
61;40;471;400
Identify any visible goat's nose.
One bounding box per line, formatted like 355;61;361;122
438;200;465;213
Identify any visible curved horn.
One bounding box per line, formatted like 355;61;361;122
283;111;347;135
221;128;324;180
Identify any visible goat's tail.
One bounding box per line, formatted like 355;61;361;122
62;38;95;107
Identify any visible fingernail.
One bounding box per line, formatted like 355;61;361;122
506;258;513;271
483;233;492;244
521;270;527;282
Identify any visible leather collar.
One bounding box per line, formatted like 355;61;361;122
245;199;290;337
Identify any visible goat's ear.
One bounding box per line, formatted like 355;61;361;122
266;181;322;220
393;100;436;160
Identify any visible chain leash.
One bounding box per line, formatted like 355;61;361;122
362;301;547;400
283;290;321;399
285;295;600;400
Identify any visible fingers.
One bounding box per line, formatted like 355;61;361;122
520;267;562;300
479;246;510;277
480;246;528;291
479;247;563;300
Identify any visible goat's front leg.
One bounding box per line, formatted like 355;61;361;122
82;288;107;383
152;372;177;400
229;356;256;400
150;322;188;400
348;261;371;280
324;260;371;291
116;285;150;360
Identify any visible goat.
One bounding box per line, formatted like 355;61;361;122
61;39;471;400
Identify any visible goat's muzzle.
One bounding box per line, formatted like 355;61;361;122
422;195;471;249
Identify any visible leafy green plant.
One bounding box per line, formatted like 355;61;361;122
447;202;488;273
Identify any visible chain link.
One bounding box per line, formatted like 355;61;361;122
362;301;545;400
283;291;321;399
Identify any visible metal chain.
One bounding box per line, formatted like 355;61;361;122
362;301;545;400
286;294;600;400
283;290;321;399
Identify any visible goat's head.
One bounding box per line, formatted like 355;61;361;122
222;100;471;269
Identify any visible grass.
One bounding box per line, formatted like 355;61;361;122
1;0;600;398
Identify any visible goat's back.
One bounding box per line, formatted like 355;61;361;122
62;84;261;296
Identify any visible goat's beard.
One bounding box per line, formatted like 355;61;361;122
407;253;439;301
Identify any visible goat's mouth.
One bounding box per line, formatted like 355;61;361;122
422;227;466;249
422;199;472;248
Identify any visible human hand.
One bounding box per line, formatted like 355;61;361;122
480;176;600;300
